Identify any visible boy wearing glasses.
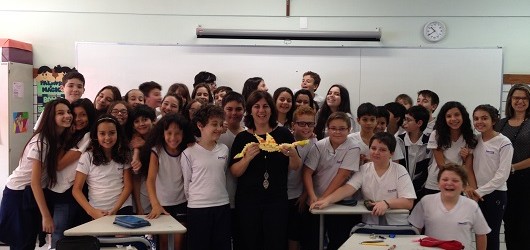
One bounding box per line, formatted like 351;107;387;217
396;105;432;202
302;112;361;250
287;106;317;250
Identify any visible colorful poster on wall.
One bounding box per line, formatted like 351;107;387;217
13;112;29;133
34;65;76;116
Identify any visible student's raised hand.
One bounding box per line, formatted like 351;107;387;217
42;215;55;233
310;199;330;210
371;201;389;216
147;205;169;219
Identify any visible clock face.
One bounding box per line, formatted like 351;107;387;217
424;21;446;42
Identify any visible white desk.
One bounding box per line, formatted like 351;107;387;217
339;233;436;249
64;215;186;250
311;203;409;250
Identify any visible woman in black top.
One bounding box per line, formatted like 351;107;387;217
496;84;530;250
229;90;302;250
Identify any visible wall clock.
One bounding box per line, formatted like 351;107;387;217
423;21;447;42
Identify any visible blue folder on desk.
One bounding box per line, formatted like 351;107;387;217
113;215;151;229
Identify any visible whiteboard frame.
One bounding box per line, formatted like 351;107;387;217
76;42;503;118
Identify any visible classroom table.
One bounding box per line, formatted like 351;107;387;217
64;215;186;250
339;233;436;249
310;203;409;250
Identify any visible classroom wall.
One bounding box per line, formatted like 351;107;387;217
1;0;530;78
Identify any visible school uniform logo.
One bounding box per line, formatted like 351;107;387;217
218;155;227;160
387;188;397;193
485;150;495;154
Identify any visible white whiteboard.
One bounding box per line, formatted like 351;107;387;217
76;43;502;116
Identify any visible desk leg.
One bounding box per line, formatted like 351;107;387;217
168;234;174;250
319;214;324;250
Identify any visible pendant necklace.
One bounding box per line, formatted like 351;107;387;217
263;170;269;189
254;130;271;189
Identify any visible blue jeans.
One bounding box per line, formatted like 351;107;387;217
51;202;79;248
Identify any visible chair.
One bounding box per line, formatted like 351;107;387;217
98;236;153;250
350;223;420;236
56;236;100;250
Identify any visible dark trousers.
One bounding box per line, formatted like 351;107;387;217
230;208;240;250
504;172;530;250
116;205;134;215
236;200;288;250
287;198;303;242
187;204;231;250
478;190;506;250
164;202;187;223
0;187;41;250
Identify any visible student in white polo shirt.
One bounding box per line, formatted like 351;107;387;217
72;115;133;219
424;102;478;195
409;163;490;250
470;105;513;250
143;114;195;250
0;99;72;249
287;106;317;250
49;98;95;248
217;91;245;249
302;112;361;250
181;105;231;250
311;132;416;226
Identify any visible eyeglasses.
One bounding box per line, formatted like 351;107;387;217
111;109;128;115
512;96;529;102
294;121;316;128
328;127;349;133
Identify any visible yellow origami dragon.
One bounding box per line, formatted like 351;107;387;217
234;133;310;159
